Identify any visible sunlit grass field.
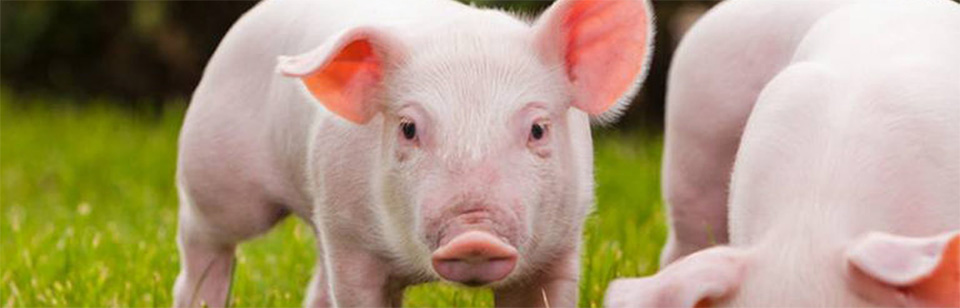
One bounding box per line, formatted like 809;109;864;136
0;91;666;307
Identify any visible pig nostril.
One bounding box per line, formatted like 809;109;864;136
438;255;515;265
461;208;486;215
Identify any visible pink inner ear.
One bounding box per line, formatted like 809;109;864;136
847;232;960;307
302;39;382;124
907;234;959;307
561;0;650;115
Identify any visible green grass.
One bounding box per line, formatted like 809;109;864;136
0;92;665;307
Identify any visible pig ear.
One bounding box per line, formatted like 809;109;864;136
533;0;655;119
605;247;748;308
845;231;960;307
277;27;404;124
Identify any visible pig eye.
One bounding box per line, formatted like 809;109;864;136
400;120;417;140
528;120;549;145
531;123;545;140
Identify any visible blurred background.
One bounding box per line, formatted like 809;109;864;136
1;1;716;307
1;0;717;131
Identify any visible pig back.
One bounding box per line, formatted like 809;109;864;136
726;0;960;244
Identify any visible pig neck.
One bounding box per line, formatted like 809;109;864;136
727;177;871;306
722;214;873;307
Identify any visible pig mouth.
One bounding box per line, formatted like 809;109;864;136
430;230;519;286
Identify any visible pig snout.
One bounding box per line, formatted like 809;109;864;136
425;205;524;286
431;230;518;286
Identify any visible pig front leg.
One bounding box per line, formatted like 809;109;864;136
315;233;406;307
493;249;580;307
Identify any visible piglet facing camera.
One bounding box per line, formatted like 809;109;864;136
173;0;654;306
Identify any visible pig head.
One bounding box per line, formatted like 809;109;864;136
174;0;655;306
272;0;655;305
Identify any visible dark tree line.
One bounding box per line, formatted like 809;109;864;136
1;0;717;131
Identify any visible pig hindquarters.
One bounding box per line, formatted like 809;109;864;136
173;0;655;307
607;0;960;306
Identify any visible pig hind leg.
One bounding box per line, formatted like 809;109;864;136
173;232;235;308
303;244;330;307
659;136;737;266
659;75;750;265
173;189;289;307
